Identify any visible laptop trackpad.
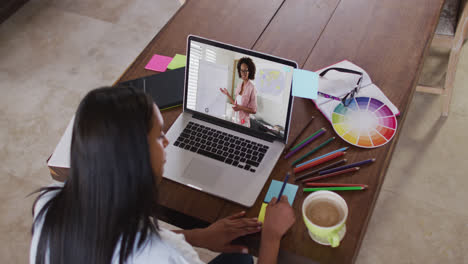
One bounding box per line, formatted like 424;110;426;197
182;158;221;188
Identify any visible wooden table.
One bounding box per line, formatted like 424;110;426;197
49;0;445;263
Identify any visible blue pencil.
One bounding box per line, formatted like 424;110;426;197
276;173;290;203
295;147;348;168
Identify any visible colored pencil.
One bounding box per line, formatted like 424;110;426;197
304;183;368;188
318;158;376;175
295;147;348;168
284;129;326;159
302;167;360;183
303;186;366;192
294;159;347;182
291;137;335;166
284;116;315;153
291;128;325;151
293;151;345;173
276;173;290;203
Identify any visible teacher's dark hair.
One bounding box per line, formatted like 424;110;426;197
31;86;159;264
237;57;256;80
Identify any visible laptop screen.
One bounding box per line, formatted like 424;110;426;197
185;36;297;142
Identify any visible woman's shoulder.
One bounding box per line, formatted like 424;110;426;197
246;81;256;95
247;80;256;90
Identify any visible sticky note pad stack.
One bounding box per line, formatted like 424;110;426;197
258;180;299;223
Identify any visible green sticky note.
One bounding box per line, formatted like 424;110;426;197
264;180;298;206
258;203;268;223
292;68;318;99
167;54;187;70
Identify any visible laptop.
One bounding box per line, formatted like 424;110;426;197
163;35;297;207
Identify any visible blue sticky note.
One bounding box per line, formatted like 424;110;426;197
264;180;299;205
292;69;318;99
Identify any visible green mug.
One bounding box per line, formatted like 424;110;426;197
302;191;348;247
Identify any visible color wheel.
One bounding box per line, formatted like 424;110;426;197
332;97;397;148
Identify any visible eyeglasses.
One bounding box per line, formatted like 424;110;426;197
240;69;249;74
318;67;363;107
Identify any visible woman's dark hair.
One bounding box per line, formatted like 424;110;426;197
32;86;159;264
237;57;256;80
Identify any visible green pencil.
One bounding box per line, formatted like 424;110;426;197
291;137;335;166
290;128;325;151
303;186;366;192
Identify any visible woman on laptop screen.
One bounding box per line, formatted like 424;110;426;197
30;86;294;264
220;57;258;127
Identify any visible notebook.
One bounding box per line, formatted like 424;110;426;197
118;67;185;110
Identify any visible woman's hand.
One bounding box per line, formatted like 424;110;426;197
232;103;256;114
232;103;242;112
263;196;295;241
220;87;230;96
194;211;261;253
220;88;235;104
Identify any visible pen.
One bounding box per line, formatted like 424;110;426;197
276;173;290;203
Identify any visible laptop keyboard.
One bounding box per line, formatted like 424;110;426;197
173;122;268;173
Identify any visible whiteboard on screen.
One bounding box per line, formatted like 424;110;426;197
196;60;228;117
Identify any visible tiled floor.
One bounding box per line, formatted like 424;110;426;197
0;1;467;263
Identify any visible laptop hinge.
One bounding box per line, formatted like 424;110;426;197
192;113;276;143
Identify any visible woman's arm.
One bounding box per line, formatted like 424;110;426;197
258;232;281;264
258;196;296;264
232;104;256;114
173;211;261;253
220;88;235;104
172;228;206;248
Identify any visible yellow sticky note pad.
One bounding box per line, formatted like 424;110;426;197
258;203;268;223
167;54;186;70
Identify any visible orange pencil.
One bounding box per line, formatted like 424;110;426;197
304;183;367;188
293;151;345;173
302;167;360;183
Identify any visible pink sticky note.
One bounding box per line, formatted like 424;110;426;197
144;54;173;72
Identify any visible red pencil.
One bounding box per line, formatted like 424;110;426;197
293;151;345;173
304;183;368;188
302;167;360;183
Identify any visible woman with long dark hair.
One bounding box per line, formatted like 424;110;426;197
220;57;258;127
30;86;295;264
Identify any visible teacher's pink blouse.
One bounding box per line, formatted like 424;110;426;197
235;80;257;127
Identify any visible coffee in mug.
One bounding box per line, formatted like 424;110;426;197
302;191;348;247
305;199;343;227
